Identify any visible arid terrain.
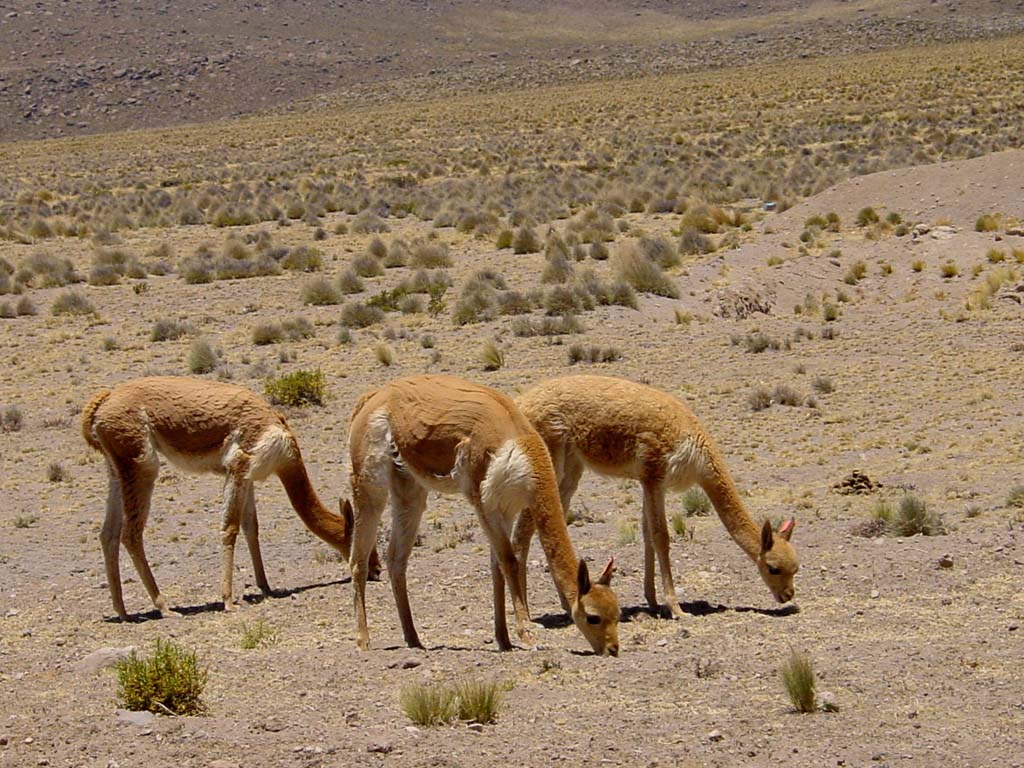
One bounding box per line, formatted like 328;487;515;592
1;3;1024;767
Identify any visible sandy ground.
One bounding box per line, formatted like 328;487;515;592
1;151;1023;767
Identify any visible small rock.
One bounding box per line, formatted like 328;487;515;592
870;589;880;599
115;709;155;727
937;555;954;569
656;638;668;647
367;743;392;754
707;729;724;743
818;690;840;712
400;658;421;670
467;723;484;733
75;646;136;674
208;761;239;768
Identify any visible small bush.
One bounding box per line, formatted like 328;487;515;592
350;210;389;234
1007;486;1024;509
116;639;208;716
511;315;583;337
781;649;817;713
512;225;541;254
374;344;395;366
612;243;678;298
340;301;384;328
252;322;285;345
337;269;365;295
352;253;384;278
281;246;323;272
151;318;189;342
410;241;452;268
301;276;341;306
47;462;68;482
189;339;219;374
748;386;772;412
51;290;95;316
264;369;327;407
855;207;879;227
889;495;945;536
812;375;834;394
16;296;37;316
400;683;457;727
454;679;504;724
240;620;279;650
683;487;711;516
772;384;802;407
480;340;505;371
617;517;638;545
975;213;1001;233
940;261;959;279
843;261;867;285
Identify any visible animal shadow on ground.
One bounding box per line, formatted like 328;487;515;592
101;577;350;622
533;599;799;630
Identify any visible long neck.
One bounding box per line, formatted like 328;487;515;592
276;452;350;556
521;436;581;600
699;448;760;561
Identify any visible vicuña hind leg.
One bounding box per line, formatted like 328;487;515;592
350;475;388;651
220;472;250;611
387;472;428;649
118;457;178;617
239;480;271;596
100;465;128;620
642;481;685;619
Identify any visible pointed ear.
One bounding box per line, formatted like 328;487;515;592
340;498;353;527
577;559;592;597
760;519;774;553
778;518;796;541
596;557;615;586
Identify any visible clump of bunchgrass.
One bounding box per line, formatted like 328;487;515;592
301;276;341;306
399;679;505;727
682;487;711;516
781;649;817;713
188;338;219;374
240;620;279;650
480;340;505;371
51;290;95;316
889;494;945;536
1007;486;1024;509
115;639;208;716
151;318;190;342
612;243;679;298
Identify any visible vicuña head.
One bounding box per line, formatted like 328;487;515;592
756;518;798;603
573;557;620;656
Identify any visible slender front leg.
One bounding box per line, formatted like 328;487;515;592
640;500;659;615
511;509;536;616
478;511;532;646
643;481;685;619
239;480;270;595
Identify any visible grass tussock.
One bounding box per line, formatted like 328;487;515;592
781;649;817;713
400;679;505;727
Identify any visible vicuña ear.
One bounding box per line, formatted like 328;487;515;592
596;556;615;586
760;519;774;553
340;498;354;527
577;559;592;597
778;518;796;541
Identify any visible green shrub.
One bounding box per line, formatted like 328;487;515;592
410;241;452;268
855;207;879;227
975;213;1001;233
116;639;208;716
512;225;541;254
889;495;945;536
682;487;711;516
400;683;457;727
264;369;327;407
281;246;323;272
240;620;279;650
843;261;867;285
351;253;384;277
781;649;816;713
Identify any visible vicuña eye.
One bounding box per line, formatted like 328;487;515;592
586;615;602;625
768;566;781;576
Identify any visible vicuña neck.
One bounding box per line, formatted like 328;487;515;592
699;451;760;561
276;454;348;554
521;438;581;599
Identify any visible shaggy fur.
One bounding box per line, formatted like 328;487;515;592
347;374;620;655
82;376;377;620
515;375;799;618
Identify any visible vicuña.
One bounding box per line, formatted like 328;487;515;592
514;375;798;619
82;376;377;620
346;374;620;654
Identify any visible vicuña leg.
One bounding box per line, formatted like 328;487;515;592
118;457;176;617
351;477;388;651
239;480;271;595
100;467;128;620
642;480;685;619
475;503;532;648
387;471;428;649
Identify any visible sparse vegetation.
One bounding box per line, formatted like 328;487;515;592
781;649;817;714
240;620;279;650
116;639;208;716
264;369;327;407
400;679;504;727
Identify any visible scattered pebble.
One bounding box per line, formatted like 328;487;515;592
938;555;954;569
467;723;484;733
870;589;880;599
208;761;240;768
367;743;393;754
707;730;723;743
115;710;155;727
75;646;136;674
